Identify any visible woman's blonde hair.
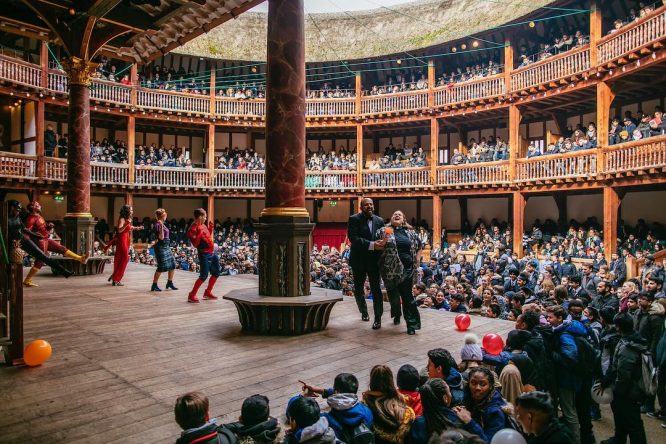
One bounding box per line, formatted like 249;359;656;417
155;208;166;219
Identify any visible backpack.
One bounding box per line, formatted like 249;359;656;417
572;335;601;379
329;411;375;444
636;349;658;397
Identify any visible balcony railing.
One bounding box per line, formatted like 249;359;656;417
216;97;265;117
511;46;590;92
306;171;357;190
91;162;130;185
0;54;41;88
44;157;67;181
598;5;666;64
361;90;428;114
214;169;265;190
90;79;132;105
434;75;505;106
307;98;356;116
48;71;68;92
362;167;431;189
137;89;210;114
604;136;666;173
0;152;36;178
135;166;210;188
437;161;510;187
516;151;597;181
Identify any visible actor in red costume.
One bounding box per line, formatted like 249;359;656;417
23;201;87;287
109;204;139;286
186;208;220;303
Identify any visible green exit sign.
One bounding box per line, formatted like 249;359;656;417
329;201;337;207
54;195;64;202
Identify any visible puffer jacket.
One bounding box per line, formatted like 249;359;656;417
607;333;649;402
225;417;282;444
523;330;550;390
463;390;509;444
323;393;374;441
284;417;337;444
633;301;665;355
445;368;465;406
551;320;588;391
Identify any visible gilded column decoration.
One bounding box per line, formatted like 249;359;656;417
298;242;306;296
61;57;96;87
276;242;287;296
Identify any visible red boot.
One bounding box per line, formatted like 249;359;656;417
188;278;204;303
203;276;218;300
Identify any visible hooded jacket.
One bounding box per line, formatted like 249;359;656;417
398;390;423;417
285;417;338;444
445;368;465;406
523;330;551;390
323;393;374;441
551;320;589;391
362;391;415;444
607;333;649;402
176;421;237;444
225;417;282;444
633;301;665;355
482;351;535;387
463;390;509;444
527;417;576;444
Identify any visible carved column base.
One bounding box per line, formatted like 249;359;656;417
255;215;314;297
63;216;96;259
50;257;110;276
223;287;342;335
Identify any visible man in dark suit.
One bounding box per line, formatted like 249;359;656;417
609;252;627;287
347;198;386;329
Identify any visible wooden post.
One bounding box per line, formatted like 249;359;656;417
355;72;362;115
127;116;135;183
125;192;133;207
209;63;216;116
208;123;216;183
589;0;602;66
553;192;568;228
596;81;615;173
427;60;435;108
512;191;526;257
508;104;522;181
356;124;363;190
458;197;468;232
432;195;442;249
35;100;45;178
603;187;620;263
207;194;215;221
40;41;48;89
504;37;513;94
130;64;138;108
430;117;439;187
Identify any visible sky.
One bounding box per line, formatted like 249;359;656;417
251;0;418;13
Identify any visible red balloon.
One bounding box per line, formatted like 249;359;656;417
483;333;505;355
454;314;471;331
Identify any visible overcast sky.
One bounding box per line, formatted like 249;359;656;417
251;0;417;13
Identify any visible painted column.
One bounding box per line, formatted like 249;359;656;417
603;187;620;263
512;191;526;257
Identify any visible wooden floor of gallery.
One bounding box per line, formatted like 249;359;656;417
0;265;657;443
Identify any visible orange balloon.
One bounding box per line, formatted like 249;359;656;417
24;339;52;367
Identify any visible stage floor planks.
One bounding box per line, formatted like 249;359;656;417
0;265;650;443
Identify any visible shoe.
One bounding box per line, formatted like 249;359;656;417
647;411;666;420
203;293;218;300
108;276;112;282
640;406;654;414
407;328;416;335
62;269;74;278
150;283;162;292
361;313;369;322
393;316;401;325
372;320;381;330
80;253;89;264
415;324;422;330
112;281;124;286
166;280;178;290
187;297;200;303
661;422;666;429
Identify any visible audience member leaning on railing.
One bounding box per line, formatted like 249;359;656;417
609;109;665;145
449;136;509;165
517;30;589;68
216;147;265;171
607;1;659;36
437;60;502;86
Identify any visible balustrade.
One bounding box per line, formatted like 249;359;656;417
305;171;357;190
91;162;129;185
216;97;265;117
306;98;356;116
598;6;666;64
214;169;265;189
603;136;666;173
434;75;505;106
362;167;431;189
0;55;41;88
516;151;597;181
48;71;68;92
137;89;210;114
135;166;210;188
437;161;510;186
511;46;590;92
361;90;428;114
90;79;132;105
0;152;36;178
44;157;67;181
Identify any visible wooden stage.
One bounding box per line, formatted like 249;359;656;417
0;265;640;443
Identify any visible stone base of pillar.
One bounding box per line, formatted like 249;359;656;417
62;216;100;275
255;215;314;297
49;257;110;276
223;286;342;335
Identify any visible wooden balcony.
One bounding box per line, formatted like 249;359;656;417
44;157;67;182
215;97;265;117
137;88;210;115
214;169;265;190
598;5;666;65
0;54;41;88
91;162;130;185
362;167;431;190
361;89;428;115
603;136;666;177
306;171;357;191
437;161;510;188
0;152;36;179
90;79;132;106
135;165;210;189
516;150;597;184
511;46;590;92
306;98;356;116
434;75;505;107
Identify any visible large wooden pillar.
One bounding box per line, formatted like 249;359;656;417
207;195;215;222
127;115;135;183
432;195;442;249
603;187;620;263
512;191;526;257
427;60;435;108
430;118;439;187
589;0;602;66
209;63;216;115
356;124;364;189
355;72;362;115
36;41;48;178
207;123;216;181
553;192;568;229
508;104;522;180
596;81;616;172
504;36;514;93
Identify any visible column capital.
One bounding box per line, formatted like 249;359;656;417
62;57;96;87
